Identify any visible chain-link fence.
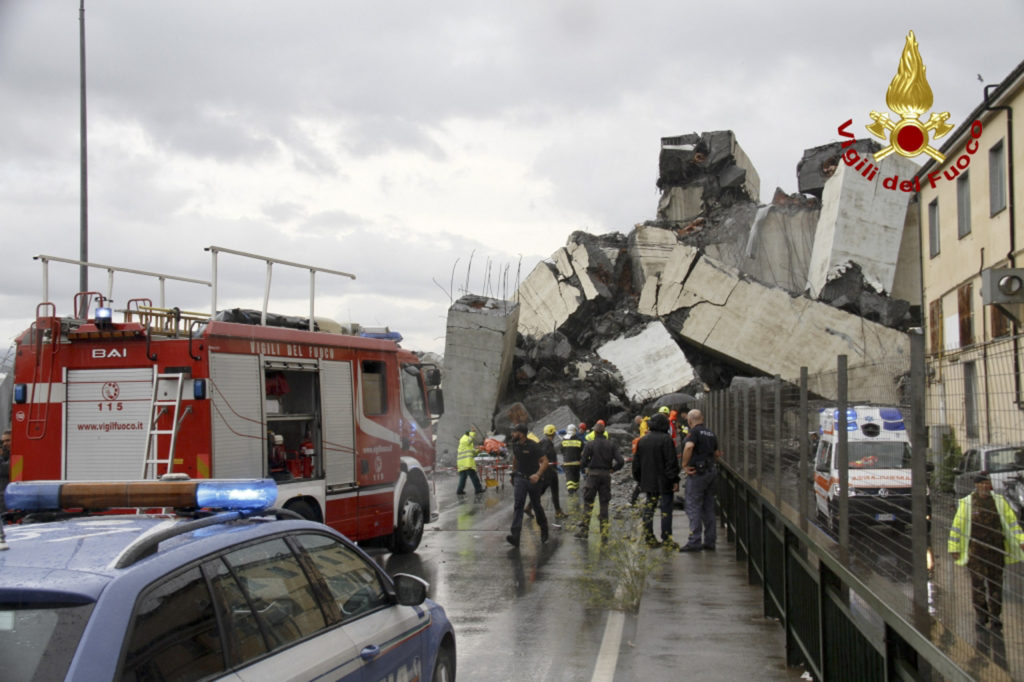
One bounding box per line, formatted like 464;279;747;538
698;334;1024;678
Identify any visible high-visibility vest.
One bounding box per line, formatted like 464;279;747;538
948;492;1024;566
457;433;478;472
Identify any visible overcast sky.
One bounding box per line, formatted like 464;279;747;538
1;1;1021;355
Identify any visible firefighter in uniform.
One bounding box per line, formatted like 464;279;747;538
456;430;485;495
576;421;624;540
948;471;1024;667
559;424;584;503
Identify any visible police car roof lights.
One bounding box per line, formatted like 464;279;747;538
4;479;278;513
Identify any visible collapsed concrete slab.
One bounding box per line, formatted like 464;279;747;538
657;254;909;393
596;321;696;403
517;262;582;338
436;295;519;466
806;149;919;298
629;225;678;302
701;202;820;295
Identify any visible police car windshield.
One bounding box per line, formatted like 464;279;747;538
849;441;912;469
0;602;94;682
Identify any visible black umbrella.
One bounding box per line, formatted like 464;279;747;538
653;392;696;410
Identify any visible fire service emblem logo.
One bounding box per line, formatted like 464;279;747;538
102;382;120;401
865;30;953;162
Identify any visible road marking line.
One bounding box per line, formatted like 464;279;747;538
591;608;625;681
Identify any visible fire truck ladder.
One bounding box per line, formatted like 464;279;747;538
26;303;60;440
142;373;186;479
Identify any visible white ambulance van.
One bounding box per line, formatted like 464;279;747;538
813;405;915;531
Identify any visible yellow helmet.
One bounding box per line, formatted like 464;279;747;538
658;406;670;414
543;424;556;435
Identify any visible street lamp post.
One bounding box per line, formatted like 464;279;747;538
79;0;89;313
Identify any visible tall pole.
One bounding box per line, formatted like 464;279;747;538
79;0;89;310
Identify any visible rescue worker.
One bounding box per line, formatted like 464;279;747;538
632;413;681;549
576;421;624;541
577;422;589;441
948;471;1024;667
539;424;567;519
585;419;610;441
456;429;485;495
507;424;549;548
678;409;723;552
559;424;584;502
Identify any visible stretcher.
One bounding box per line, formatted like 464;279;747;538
474;455;509;490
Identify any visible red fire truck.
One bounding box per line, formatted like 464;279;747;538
9;247;444;553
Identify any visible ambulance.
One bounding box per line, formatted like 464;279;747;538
813;405;916;531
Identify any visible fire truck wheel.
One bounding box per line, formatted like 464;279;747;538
284;499;320;522
392;487;425;554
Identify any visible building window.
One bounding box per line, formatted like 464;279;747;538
964;361;979;440
992;305;1012;338
957;171;971;238
958;282;974;347
990;140;1006;215
929;298;943;355
928;199;940;257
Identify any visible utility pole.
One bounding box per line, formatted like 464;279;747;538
79;0;89;313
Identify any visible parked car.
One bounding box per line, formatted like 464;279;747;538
954;444;1024;515
0;478;456;682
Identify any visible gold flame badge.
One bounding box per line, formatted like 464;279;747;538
866;31;953;162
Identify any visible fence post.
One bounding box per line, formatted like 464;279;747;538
774;375;782;506
910;329;929;618
744;387;751;479
756;383;763;484
838;355;849;554
800;367;809;531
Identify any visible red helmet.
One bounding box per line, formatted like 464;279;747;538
579;422;587;430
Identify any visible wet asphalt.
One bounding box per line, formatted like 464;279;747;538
370;471;805;681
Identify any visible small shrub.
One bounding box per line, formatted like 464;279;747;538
573;502;668;613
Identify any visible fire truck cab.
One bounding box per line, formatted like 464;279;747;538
9;247;444;553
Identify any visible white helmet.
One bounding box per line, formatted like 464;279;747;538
565;424;577;436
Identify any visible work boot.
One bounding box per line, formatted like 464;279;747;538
506;533;520;548
541;527;549;543
555;510;568;519
661;538;681;551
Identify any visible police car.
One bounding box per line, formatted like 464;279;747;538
0;478;456;681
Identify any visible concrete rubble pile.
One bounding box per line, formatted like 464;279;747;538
436;130;921;464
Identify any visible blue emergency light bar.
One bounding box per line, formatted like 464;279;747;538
4;479;277;513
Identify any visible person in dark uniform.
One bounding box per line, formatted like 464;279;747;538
679;409;723;552
576;421;624;540
538;425;567;519
507;424;550;548
632;413;681;549
559;424;584;505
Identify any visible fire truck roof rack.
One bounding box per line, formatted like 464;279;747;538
34;254;212;319
205;246;356;333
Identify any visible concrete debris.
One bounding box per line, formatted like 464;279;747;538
441;129;921;438
796;139;880;198
435;295;519;466
596;322;696;403
531;405;580;437
806;146;919;298
656;131;761;223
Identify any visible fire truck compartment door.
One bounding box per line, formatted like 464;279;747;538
320;360;356;489
65;367;155;480
210;352;265;478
